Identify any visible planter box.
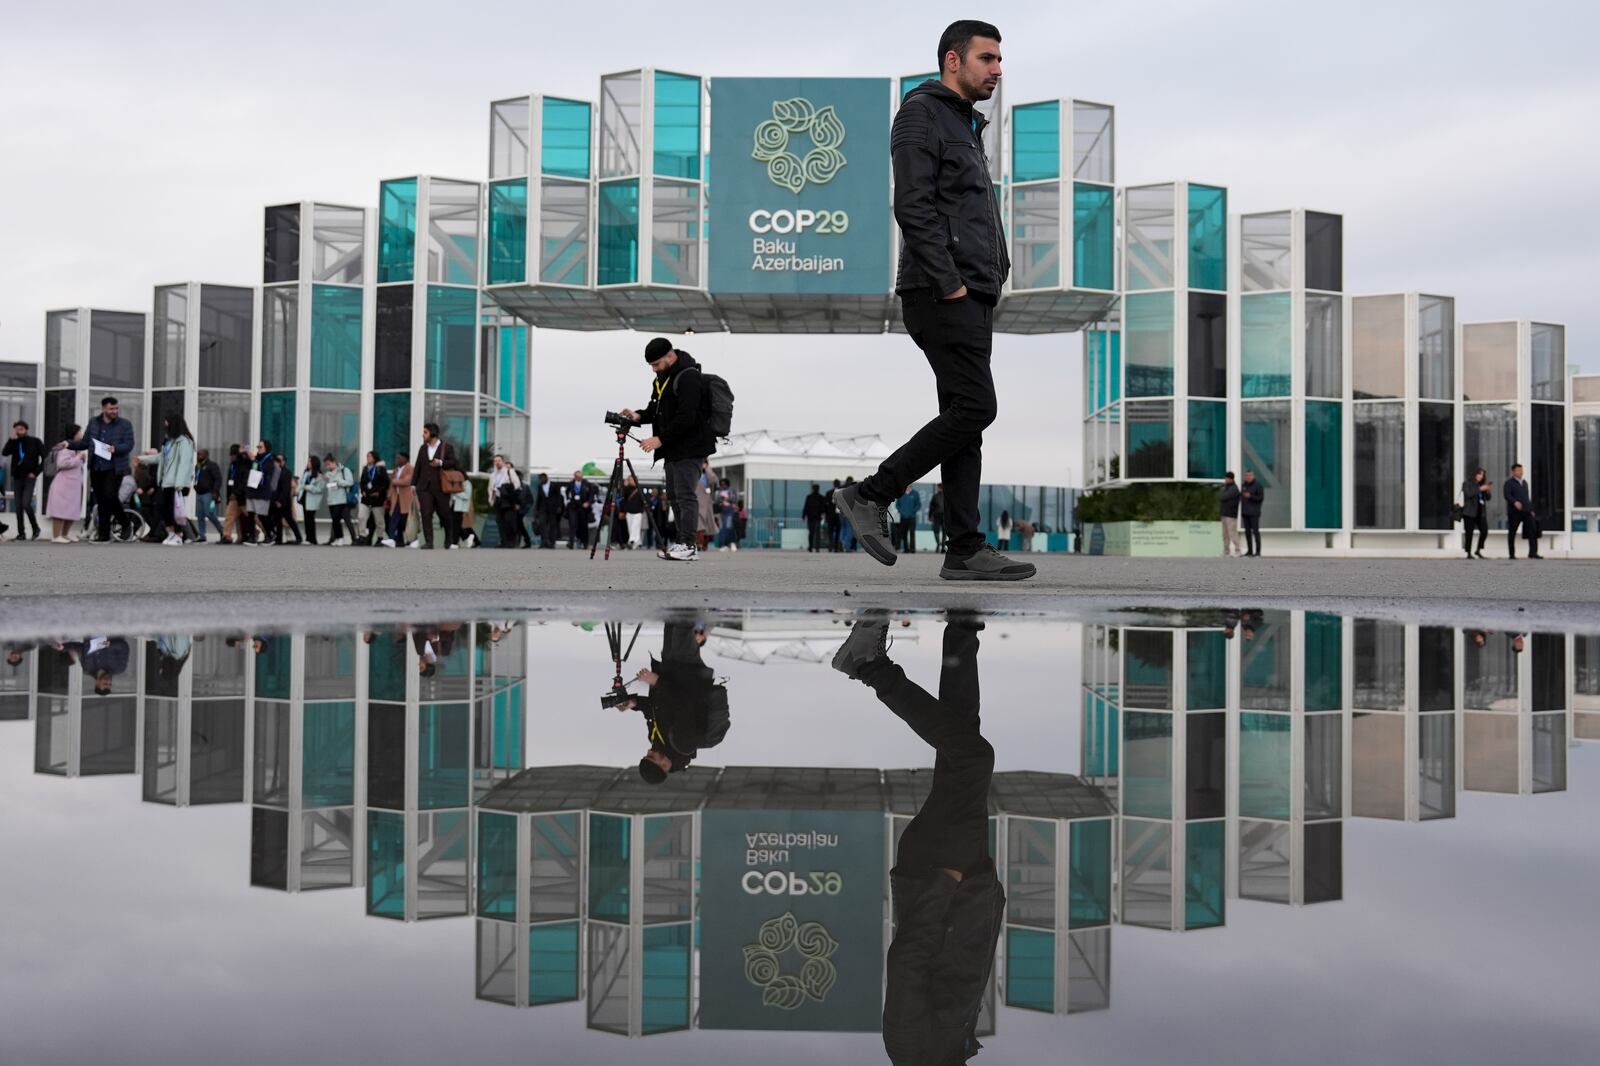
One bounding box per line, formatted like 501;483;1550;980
1086;521;1219;557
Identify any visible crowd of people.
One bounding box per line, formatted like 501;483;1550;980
0;397;752;553
802;479;949;555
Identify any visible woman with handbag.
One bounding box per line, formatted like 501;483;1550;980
297;456;325;544
1460;468;1490;559
137;414;197;547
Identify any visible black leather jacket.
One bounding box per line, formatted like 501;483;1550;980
892;81;1010;300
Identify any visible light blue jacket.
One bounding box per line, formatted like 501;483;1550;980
298;466;325;511
321;465;354;512
138;436;196;489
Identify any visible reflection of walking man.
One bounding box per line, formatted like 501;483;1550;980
832;613;1002;1064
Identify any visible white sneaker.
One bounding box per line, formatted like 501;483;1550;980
666;542;697;562
730;543;739;552
408;541;421;549
163;533;182;546
53;536;69;544
447;543;459;550
379;538;395;548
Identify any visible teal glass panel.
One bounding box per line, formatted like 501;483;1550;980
1184;821;1225;929
254;633;292;700
1187;184;1227;292
1069;819;1112;928
1125;631;1173;707
367;810;406;918
1123;711;1174;818
1305;400;1343;529
1012;101;1061;182
303;701;355;807
378;179;417;284
487;180;529;285
477;811;519;920
259;391;296;474
1240;712;1291;820
1125;292;1175;397
1005;927;1055;1011
1082;692;1104;776
530;922;581;1003
653;73;701;179
542;98;592;179
1241;401;1293;527
373;392;411;471
1126;401;1174;479
1087;330;1119;410
418;703;469;809
1305;612;1343;711
424;286;476;392
597;180;640;285
488;686;523;772
641;924;691;1033
1073;183;1115;290
1186;631;1226;709
1187;400;1226;480
1242;293;1292;397
368;630;407;702
588;813;631;921
497;325;528;409
1110;330;1122;403
900;74;937;101
309;286;362;390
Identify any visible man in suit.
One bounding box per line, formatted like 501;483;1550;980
1503;463;1543;560
1239;470;1266;557
802;483;828;552
534;472;563;548
565;470;595;549
411;422;459;549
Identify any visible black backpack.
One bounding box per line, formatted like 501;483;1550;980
697;684;731;749
675;367;735;439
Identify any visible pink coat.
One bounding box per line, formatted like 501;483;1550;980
45;446;85;520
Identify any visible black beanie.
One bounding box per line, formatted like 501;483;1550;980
644;337;674;363
639;757;668;785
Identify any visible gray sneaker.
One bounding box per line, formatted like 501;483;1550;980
834;483;896;566
831;614;892;679
940;544;1037;582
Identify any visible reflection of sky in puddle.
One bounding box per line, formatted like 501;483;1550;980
1;609;1597;1064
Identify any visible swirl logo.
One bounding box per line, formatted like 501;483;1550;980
751;98;847;193
741;911;839;1009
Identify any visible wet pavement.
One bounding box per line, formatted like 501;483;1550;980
1;605;1596;1065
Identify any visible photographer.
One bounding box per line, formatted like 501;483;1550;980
620;337;718;563
612;621;728;783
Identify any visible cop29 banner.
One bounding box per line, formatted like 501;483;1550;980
708;77;891;295
698;808;886;1031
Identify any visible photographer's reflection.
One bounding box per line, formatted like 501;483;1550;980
612;621;730;784
833;612;1003;1065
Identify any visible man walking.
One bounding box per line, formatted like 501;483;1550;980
1219;471;1242;558
192;447;225;542
896;486;921;553
535;472;563;548
1239;470;1265;557
412;422;460;550
619;337;719;562
832;22;1030;581
1504;463;1543;560
803;483;828;553
68;396;135;542
826;479;844;552
928;483;946;552
564;470;594;550
3;420;44;540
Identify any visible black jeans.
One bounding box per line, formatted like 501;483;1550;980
898;517;917;553
1242;514;1262;555
1463;512;1488;554
1507;510;1538;557
807;517;823;552
664;458;705;549
89;469;129;540
862;621;992;875
13;476;39;536
862;292;996;558
328;504;357;542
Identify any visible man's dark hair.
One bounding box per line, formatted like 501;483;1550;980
639;757;668;785
1511;461;1523;470
420;663;436;679
812;483;820;492
937;19;1001;67
228;443;240;457
323;453;337;463
12;420;27;431
1224;471;1235;480
424;422;441;438
259;439;272;454
100;395;118;407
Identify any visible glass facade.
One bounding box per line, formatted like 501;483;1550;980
425;287;477;392
599;71;642;178
378;179;418;284
312;205;364;284
1531;323;1564;402
1240;213;1291;291
309;286;362;390
1305;294;1342;399
597;180;640;285
1241;401;1292;528
543;97;592;179
264;203;300;284
490;97;531;180
652;72;701;179
1125;292;1174;397
1188;292;1225;398
1418;402;1454;529
44;310;79;388
196;391;250;461
1241;293;1291;397
1125;185;1174;291
1012;183;1060;290
1125;401;1174;479
261;286;297;389
198;286;253;390
1418;295;1455;400
1463;322;1517;402
1188;401;1225;480
1577;414;1599;510
1354;403;1404;529
152;285;187;389
541;180;590;285
375;286;413;390
487;180;529;285
89;311;145;390
1532;403;1565;530
1304;212;1342;292
1464;404;1517;527
259;391;296;469
426;180;481;286
1073;183;1114;290
1305;400;1342;529
1012;102;1061;182
1072;101;1114;182
1352;294;1403;400
373;392;411;468
309;391;360;471
1186;185;1226;292
650;180;700;287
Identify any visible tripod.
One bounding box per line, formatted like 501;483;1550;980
590;426;668;560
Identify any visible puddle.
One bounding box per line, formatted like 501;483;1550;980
2;607;1596;1064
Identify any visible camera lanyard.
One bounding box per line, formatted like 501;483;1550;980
653;377;667;404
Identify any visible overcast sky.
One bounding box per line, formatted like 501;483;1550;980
1;0;1594;483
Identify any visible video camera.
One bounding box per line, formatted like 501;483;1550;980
603;411;636;430
599;684;634;710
